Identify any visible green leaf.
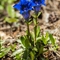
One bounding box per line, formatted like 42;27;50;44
45;32;49;41
38;12;41;17
0;5;4;10
23;50;31;60
5;17;18;23
36;26;40;37
39;45;44;54
15;54;22;60
32;13;36;18
7;0;15;4
0;47;11;58
20;36;30;48
42;32;49;45
36;37;41;43
10;44;16;52
17;39;21;44
30;51;34;60
30;32;34;40
33;18;36;25
42;35;46;45
32;47;37;52
20;36;26;47
11;49;23;56
49;34;56;46
7;5;16;18
34;26;40;41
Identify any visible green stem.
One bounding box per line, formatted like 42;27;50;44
26;22;30;40
34;16;38;46
0;38;2;52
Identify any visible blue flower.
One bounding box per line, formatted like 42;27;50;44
32;0;45;12
13;0;35;20
32;0;45;6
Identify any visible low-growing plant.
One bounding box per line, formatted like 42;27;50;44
0;0;19;36
12;28;57;60
0;38;11;58
11;0;58;60
0;0;18;25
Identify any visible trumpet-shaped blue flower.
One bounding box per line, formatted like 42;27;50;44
32;0;45;12
13;0;35;20
33;0;45;6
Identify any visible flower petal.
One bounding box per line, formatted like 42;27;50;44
13;2;21;11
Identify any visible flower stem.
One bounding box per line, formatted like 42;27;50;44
34;15;38;46
26;22;30;40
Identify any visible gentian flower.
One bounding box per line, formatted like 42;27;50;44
32;0;45;12
13;0;35;20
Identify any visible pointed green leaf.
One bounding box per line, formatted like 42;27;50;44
11;49;23;56
7;5;16;18
49;34;56;46
5;17;18;23
30;51;34;60
36;26;40;37
38;12;41;17
33;18;36;25
0;47;11;58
